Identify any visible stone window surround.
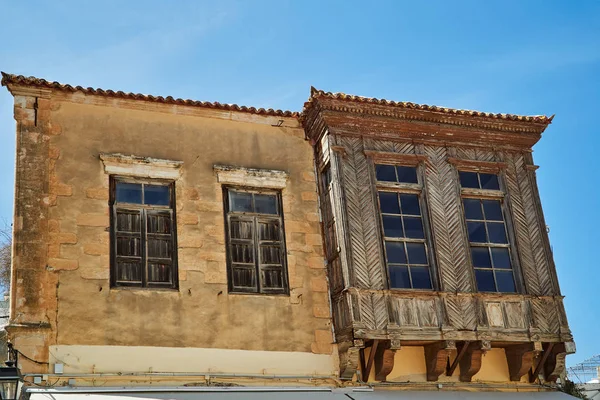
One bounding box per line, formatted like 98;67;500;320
213;165;289;189
100;153;184;180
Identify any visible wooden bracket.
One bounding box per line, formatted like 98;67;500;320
544;342;568;383
362;340;379;382
374;341;397;382
339;340;364;379
459;340;491;382
505;342;542;381
425;341;455;381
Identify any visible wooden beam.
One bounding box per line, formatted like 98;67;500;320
459;341;491;382
363;340;379;382
447;340;470;377
529;342;554;383
505;342;541;381
374;342;396;382
425;341;455;381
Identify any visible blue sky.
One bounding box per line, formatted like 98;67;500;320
0;0;598;367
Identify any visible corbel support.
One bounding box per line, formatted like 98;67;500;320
459;340;491;382
339;339;364;379
505;342;542;381
544;342;574;383
425;341;456;381
374;341;398;382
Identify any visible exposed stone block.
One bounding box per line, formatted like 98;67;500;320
178;213;198;225
178;237;204;248
48;258;78;271
302;171;316;182
315;329;332;344
77;213;108;227
308;256;325;269
85;188;109;200
301;191;318;202
50;232;77;244
310;276;329;293
311;342;333;355
83;243;108;256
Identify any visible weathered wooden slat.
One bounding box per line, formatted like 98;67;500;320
423;146;472;293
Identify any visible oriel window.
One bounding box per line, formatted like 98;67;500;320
110;178;178;289
224;188;288;294
459;171;517;293
375;164;433;290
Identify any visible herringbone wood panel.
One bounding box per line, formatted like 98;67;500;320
424;146;472;293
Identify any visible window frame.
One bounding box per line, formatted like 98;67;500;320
222;186;289;295
371;160;437;291
457;169;523;294
109;176;179;290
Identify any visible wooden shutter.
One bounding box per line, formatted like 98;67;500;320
114;208;143;285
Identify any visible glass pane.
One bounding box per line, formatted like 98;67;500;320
480;173;500;190
232;266;256;289
487;222;508;243
147;213;171;234
400;194;421;216
144;185;170;206
117;261;142;282
459;172;479;188
116;237;140;257
148;263;171;283
259;221;280;241
491;248;512;269
116;182;142;204
389;265;411;289
475;269;496;292
403;217;424;239
230;191;253;212
230;219;253;239
260;245;282;265
148;238;171;258
410;267;432;289
375;164;397;182
379;192;400;214
116;211;141;232
467;221;487;242
406;242;427;265
471;247;492;268
383;216;404;238
483;200;503;221
495;270;516;293
396;166;418;184
463;199;483;220
385;241;407;264
255;194;278;215
231;243;254;263
262;268;284;289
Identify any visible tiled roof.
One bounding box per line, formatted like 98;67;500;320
1;72;299;118
304;86;553;124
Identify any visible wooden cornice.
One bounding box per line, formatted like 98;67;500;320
364;150;428;166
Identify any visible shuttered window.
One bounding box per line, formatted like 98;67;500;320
224;188;288;294
110;178;178;289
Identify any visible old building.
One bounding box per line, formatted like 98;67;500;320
0;73;575;399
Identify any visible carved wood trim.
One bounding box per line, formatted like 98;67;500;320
364;150;428;166
448;157;508;173
459;340;491;382
425;341;456;381
505;342;542;381
374;342;396;382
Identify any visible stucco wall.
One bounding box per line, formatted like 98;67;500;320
9;91;333;375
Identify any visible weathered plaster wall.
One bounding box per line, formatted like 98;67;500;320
9;91;334;375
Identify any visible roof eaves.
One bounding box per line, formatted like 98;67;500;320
1;72;299;119
303;87;553;125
